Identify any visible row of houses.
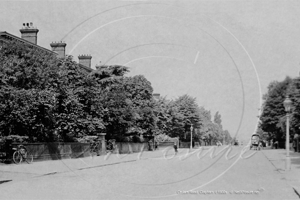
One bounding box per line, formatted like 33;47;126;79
0;22;162;99
0;22;93;73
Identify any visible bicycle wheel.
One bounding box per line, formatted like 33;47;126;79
90;143;97;156
24;152;33;164
13;151;22;164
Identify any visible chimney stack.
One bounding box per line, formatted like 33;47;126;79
78;55;92;68
153;93;160;100
20;22;39;44
50;42;67;59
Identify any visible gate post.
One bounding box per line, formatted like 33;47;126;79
97;133;106;155
297;137;299;153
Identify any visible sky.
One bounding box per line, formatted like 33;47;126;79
1;0;300;142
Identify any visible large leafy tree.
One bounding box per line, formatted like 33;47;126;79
152;96;173;135
0;88;56;142
259;76;293;142
152;94;229;145
0;41;102;142
122;75;155;136
0;41;59;141
222;130;232;144
287;77;300;138
0;40;59;90
90;65;156;141
167;95;201;140
214;111;222;128
102;83;135;138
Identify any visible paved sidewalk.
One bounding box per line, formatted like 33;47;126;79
0;147;180;182
262;149;300;197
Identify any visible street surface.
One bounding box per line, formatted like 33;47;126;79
0;146;299;200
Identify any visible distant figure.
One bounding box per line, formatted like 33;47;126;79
271;140;274;149
258;142;263;150
174;142;178;154
293;140;297;152
217;141;222;147
274;141;278;149
155;141;158;150
148;141;152;151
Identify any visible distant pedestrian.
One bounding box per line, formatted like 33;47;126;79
148;141;152;151
293;140;297;152
258;142;263;150
174;142;178;154
274;141;278;149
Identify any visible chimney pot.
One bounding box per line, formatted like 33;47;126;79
20;23;39;44
153;93;160;100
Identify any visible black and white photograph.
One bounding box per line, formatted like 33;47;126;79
0;0;300;199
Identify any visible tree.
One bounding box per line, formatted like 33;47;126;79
223;130;232;144
259;76;293;142
287;77;300;138
214;111;222;129
256;126;269;142
0;40;230;145
0;41;59;141
152;96;177;138
167;95;201;140
0;40;59;90
0;88;56;142
152;94;226;144
89;65;129;89
90;65;156;141
0;40;104;142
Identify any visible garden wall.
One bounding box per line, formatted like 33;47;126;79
179;142;190;148
19;142;92;161
157;142;174;147
114;142;149;154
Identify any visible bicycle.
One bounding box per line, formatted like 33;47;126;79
12;145;33;164
106;139;116;152
90;140;101;156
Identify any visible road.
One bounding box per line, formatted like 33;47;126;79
0;146;299;199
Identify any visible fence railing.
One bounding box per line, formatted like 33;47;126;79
16;142;91;161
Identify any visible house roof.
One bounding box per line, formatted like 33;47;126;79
0;31;94;73
79;63;93;73
0;31;56;55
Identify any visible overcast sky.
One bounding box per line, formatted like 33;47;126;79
1;0;299;141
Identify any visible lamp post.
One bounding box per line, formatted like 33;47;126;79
190;124;193;150
283;95;292;171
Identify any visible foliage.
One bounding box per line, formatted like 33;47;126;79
0;40;59;90
152;95;228;144
287;77;300;138
0;41;104;142
256;126;269;141
259;76;293;142
214;111;222;129
0;40;231;144
155;134;173;142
